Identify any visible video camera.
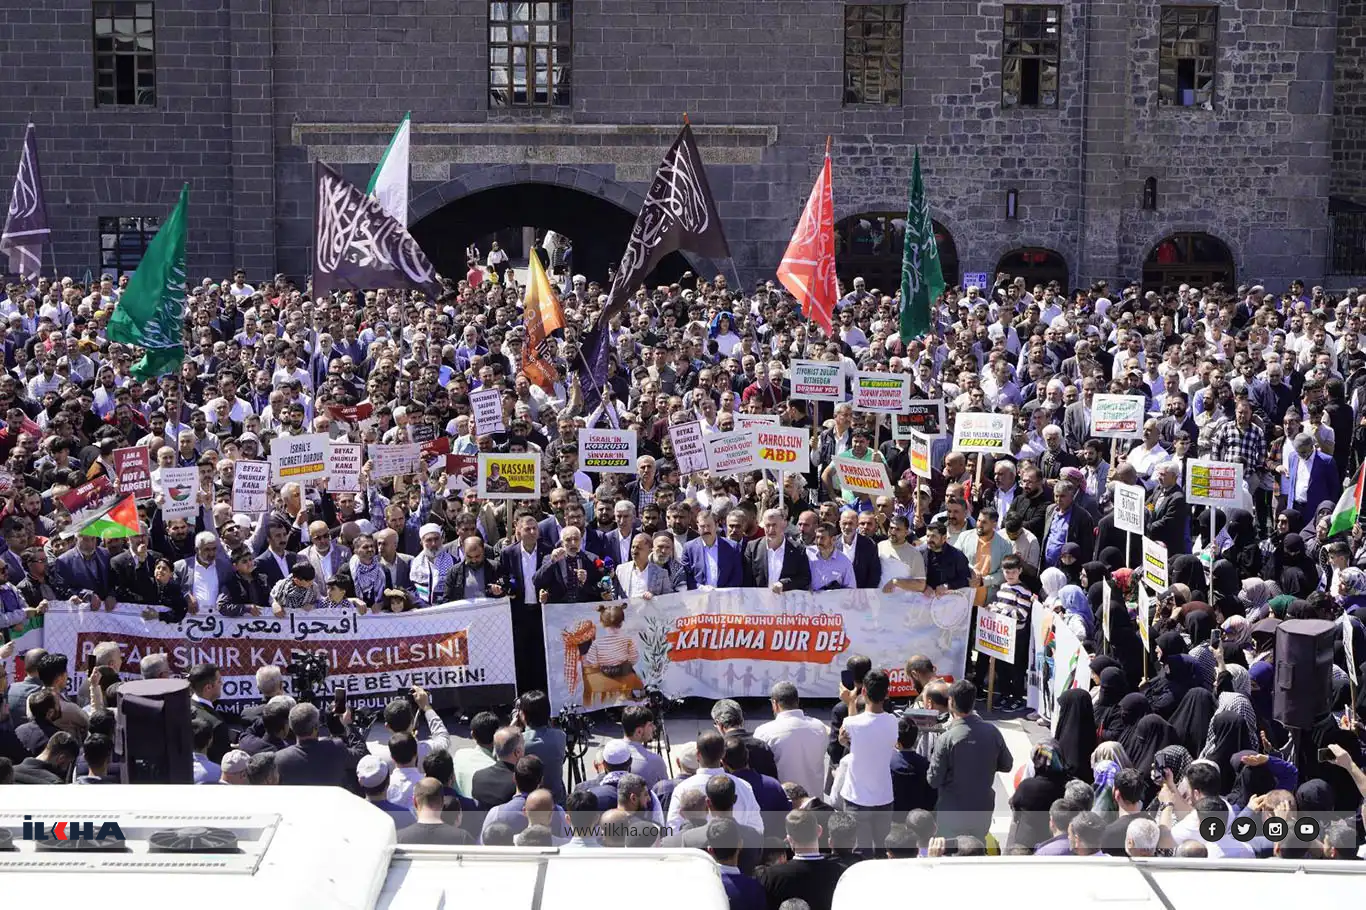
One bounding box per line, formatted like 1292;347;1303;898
285;651;329;704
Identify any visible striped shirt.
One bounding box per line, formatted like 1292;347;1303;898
991;583;1034;625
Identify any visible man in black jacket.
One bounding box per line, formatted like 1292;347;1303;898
532;526;606;604
13;730;79;784
274;702;367;787
757;808;846;910
710;699;779;781
890;715;936;813
1040;481;1097;570
188;662;236;763
1005;466;1052;542
470;725;523;808
1147;462;1190;554
743;509;812;592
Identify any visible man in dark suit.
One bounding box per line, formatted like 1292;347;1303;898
274;702;367;787
110;535;163;603
54;535;112;602
1285;433;1338;531
442;536;502;602
756;809;846;910
1040;480;1097;571
1147;461;1191;554
1005;466;1053;543
836;509;880;589
721;735;792;839
707;818;767;908
501;511;554;693
533;525;606;603
601;502;637;567
253;522;301;589
891;715;936;813
742;509;812;592
12;731;80;785
682;511;744;588
470;726;522;808
678;777;764;874
187;663;236;763
1062;380;1098;452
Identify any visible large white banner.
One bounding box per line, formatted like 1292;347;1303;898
42;599;517;713
541;587;974;713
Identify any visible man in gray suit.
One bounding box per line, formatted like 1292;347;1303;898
927;679;1012;839
1062;378;1099;452
301;519;352;598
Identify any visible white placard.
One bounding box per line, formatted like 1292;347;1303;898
368;443;422;479
269;432;329;487
1092;394;1147;439
1143;537;1169;591
852;372;910;413
579;428;637;473
1113;483;1147;536
470;387;505;436
159;467;200;520
705;430;757;474
833;456;893;498
754;426;811;474
974;611;1017;664
952;412;1014;453
232;460;272;513
790;359;844;402
669;421;708;475
328;442;364;492
1185;458;1243;507
736;413;781;432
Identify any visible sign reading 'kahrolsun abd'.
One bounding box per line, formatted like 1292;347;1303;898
951;412;1014;453
789;359;845;402
541;586;974;712
754;427;811;473
578;428;637;473
1091;394;1147;439
851;372;910;413
269;433;328;485
41;600;516;713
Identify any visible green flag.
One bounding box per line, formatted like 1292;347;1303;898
899;148;944;344
107;184;189;380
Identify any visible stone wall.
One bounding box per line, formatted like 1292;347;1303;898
1333;0;1366;205
0;0;1348;289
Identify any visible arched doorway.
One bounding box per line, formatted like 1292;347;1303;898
1142;232;1235;292
409;182;693;288
834;213;959;295
995;248;1070;292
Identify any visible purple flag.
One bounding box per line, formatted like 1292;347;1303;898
1;124;50;281
311;160;442;301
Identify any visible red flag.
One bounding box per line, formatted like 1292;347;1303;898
777;141;838;338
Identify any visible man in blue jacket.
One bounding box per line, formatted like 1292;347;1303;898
682;510;744;588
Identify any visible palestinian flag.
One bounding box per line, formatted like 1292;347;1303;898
1329;463;1366;538
75;494;141;539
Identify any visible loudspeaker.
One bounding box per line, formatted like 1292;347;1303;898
117;678;195;784
1273;619;1336;729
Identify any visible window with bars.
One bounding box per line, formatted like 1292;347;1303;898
488;1;572;108
843;5;903;105
93;1;156;107
1159;6;1217;108
1001;5;1061;109
99;216;160;277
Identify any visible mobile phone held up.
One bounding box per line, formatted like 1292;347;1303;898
840;669;855;691
1209;627;1222;650
333;686;347;716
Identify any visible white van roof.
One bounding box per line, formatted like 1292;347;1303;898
0;785;727;910
832;856;1366;910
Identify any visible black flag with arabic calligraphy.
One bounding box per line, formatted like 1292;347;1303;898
1;123;50;281
579;122;730;410
311;160;442;301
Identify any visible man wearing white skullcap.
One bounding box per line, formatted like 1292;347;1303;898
409;523;454;607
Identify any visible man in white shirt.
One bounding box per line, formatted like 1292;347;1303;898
752;682;828;797
366;687;451;764
837;669;898;850
665;730;763;834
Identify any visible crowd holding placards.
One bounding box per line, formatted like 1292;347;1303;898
1;260;1365;908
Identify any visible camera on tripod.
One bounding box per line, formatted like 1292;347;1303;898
285;651;330;705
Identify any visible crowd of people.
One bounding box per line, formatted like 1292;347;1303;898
0;258;1365;903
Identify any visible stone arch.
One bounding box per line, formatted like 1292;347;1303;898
993;246;1072;292
832;204;962;292
1139;227;1239;292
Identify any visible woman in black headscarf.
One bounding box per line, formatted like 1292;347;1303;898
1220;508;1262;580
1097;546;1127;574
1104;692;1152;746
1261;508;1301;566
1054;688;1098;784
1122;714;1177;779
1270;533;1320;598
1168;686;1218;757
1228;753;1278;811
1202;712;1256;794
1169;554;1209;601
1086;576;1146;689
1093;666;1130;736
1006;740;1071;851
1059;542;1085;587
1209;559;1243;618
1141;630;1199;718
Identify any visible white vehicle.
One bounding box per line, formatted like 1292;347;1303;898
0;786;729;910
833;856;1366;910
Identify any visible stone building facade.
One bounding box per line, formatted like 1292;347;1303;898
2;0;1362;292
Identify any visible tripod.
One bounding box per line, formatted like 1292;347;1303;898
565;736;589;789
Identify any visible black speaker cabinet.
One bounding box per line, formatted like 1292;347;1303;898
1273;618;1336;730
